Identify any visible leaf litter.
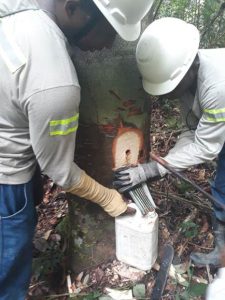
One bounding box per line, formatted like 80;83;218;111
28;99;217;300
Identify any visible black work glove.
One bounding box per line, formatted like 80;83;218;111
113;162;161;193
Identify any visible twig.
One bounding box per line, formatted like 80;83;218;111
29;281;46;289
159;211;170;218
150;152;224;210
187;241;213;251
206;265;213;284
150;189;212;211
67;274;74;295
164;131;175;153
178;239;190;257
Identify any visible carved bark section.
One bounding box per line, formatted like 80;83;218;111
73;43;151;186
112;127;144;169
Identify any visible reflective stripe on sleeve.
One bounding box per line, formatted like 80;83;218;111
0;21;26;73
204;108;225;122
49;113;79;136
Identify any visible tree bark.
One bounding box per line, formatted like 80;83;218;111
67;36;151;273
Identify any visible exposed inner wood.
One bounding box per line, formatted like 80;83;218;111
112;127;144;169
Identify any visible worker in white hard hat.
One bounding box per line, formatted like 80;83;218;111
114;17;225;268
0;0;154;298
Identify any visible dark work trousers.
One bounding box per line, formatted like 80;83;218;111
211;143;225;222
0;178;37;300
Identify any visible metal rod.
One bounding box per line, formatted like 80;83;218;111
134;186;155;214
129;190;146;215
132;188;149;214
150;152;225;210
136;187;154;211
142;183;157;209
134;188;149;213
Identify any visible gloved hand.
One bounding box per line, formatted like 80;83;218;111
113;162;161;193
66;171;135;217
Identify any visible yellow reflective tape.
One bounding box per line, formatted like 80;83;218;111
204;107;225;122
50;114;79;127
206;117;225;123
50;125;78;136
204;108;225;114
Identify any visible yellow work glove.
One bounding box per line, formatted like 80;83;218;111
66;171;127;217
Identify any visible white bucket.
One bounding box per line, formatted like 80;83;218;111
115;203;158;271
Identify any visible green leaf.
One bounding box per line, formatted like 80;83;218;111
175;180;193;195
165;116;179;129
189;283;207;297
82;291;102;300
179;290;190;300
133;284;146;299
180;221;199;239
175;293;181;300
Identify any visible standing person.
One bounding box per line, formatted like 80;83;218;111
114;17;225;268
0;0;154;299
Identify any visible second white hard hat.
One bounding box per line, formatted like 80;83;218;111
136;17;200;96
92;0;154;41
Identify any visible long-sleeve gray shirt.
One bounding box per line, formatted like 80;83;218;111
0;1;82;189
158;49;225;176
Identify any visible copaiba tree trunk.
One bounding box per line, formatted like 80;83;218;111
67;36;151;273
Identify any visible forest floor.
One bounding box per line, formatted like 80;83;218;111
28;98;217;300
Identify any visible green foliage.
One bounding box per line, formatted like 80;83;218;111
56;215;70;238
180;220;199;238
159;98;182;129
133;284;146;299
178;281;207;299
32;242;64;280
32;218;70;281
78;291;102;300
175;180;194;195
175;264;207;299
152;0;225;48
165;115;181;129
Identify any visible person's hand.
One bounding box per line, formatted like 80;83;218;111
113;162;161;193
67;171;133;217
105;189;137;217
119;205;136;216
113;165;147;193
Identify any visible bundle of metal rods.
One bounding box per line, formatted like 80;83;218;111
129;183;156;215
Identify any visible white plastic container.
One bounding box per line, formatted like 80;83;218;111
115;203;158;271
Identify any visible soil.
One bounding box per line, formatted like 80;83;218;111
28;99;218;300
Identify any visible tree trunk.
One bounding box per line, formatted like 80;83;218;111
67;35;151;273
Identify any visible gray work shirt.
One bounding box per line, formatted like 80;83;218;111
158;49;225;175
0;0;82;189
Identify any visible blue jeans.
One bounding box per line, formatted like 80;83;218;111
0;179;37;300
211;144;225;222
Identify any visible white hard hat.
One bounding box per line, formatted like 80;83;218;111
136;17;200;96
92;0;154;41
